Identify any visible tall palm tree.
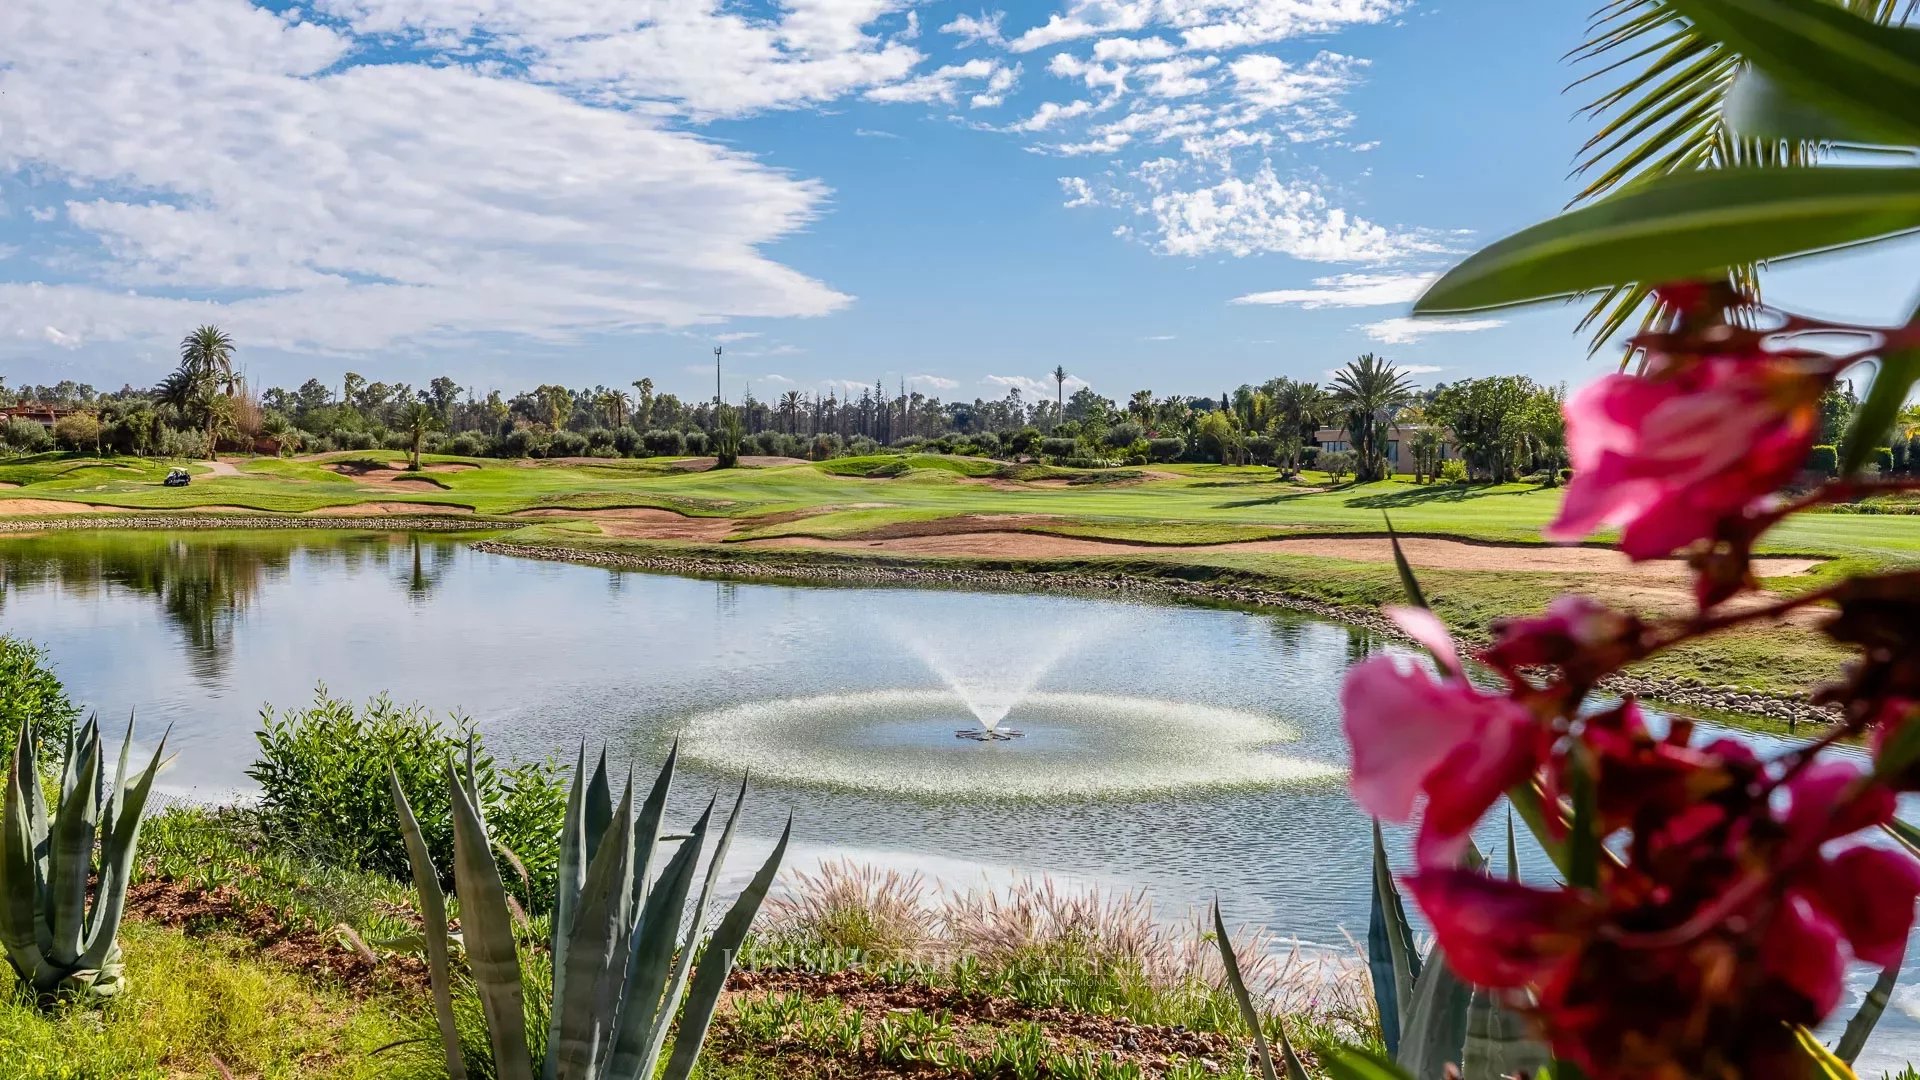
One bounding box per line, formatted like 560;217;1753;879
1568;0;1914;357
779;390;803;434
400;401;443;471
1129;390;1154;427
179;325;236;458
1329;355;1416;482
1270;379;1331;475
1051;366;1069;429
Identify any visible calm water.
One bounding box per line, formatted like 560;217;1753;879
1;530;1912;1068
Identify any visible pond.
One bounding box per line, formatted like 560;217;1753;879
2;529;1913;1069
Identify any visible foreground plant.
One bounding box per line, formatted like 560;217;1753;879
0;715;167;1001
1333;2;1920;1077
390;745;788;1080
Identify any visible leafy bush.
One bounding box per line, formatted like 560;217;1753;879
159;428;210;459
1439;459;1469;484
1319;449;1357;482
1;418;51;454
52;413;102;452
1806;444;1839;477
1875;446;1895;475
1147;436;1184;462
1103;422;1144;449
0;636;80;766
611;427;640;456
1244;433;1275;465
969;431;1003;456
445;432;487;457
248;687;567;910
548;430;589;457
809;432;842;460
1040;437;1077;458
339;430;379;452
643;429;685;456
499;427;548;458
683;430;710;455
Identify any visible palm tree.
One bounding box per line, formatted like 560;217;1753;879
1568;1;1913;356
1052;366;1068;416
599;389;631;428
779;390;803;435
1129;390;1154;428
1329;355;1416;482
1270;379;1331;476
400;401;444;471
179;325;236;458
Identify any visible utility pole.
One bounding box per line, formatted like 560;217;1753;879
714;346;724;407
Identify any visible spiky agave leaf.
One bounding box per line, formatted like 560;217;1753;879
445;758;536;1080
1212;900;1309;1080
552;773;637;1079
660;813;792;1080
0;721;49;985
614;798;714;1079
390;766;468;1080
78;721;167;975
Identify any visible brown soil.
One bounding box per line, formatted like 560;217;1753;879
0;499;108;515
0;481;20;489
322;460;406;476
421;462;478;472
127;877;429;998
719;967;1252;1077
306;502;473;516
512;506;735;540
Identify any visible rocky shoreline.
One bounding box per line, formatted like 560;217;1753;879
475;540;1842;728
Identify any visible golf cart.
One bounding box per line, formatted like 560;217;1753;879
163;467;192;488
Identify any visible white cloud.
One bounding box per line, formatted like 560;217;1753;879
0;0;850;357
1399;365;1444;375
971;64;1022;108
1137;56;1220;98
316;0;926;120
714;331;763;343
865;59;1019;106
1141;333;1177;340
1010;99;1098;132
854;127;903;138
1059;176;1096;207
1007;0;1404;54
1105;161;1443;262
941;11;1006;47
1092;36;1178;61
1361;317;1507;345
1232;271;1437;308
43;326;80;348
909;373;959;390
760;373;797;384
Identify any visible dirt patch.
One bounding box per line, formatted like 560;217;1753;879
512;506;734;540
668;455;800;472
305;502;473;516
0;482;19;489
421;462;478;473
0;499;107;515
127;877;429;998
323;460;406;477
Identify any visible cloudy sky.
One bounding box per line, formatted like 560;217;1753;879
2;0;1917;403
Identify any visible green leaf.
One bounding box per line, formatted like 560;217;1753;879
1372;822;1421;1050
1842;347;1920;474
1414;167;1920;314
1323;1047;1418;1080
389;767;468;1080
1212;901;1310;1080
1398;947;1472;1080
80;723;167;968
1566;750;1601;891
445;759;536;1080
1795;1024;1862;1078
1835;943;1904;1064
1505;810;1520;884
552;774;637;1079
1885;815;1920;858
1464;988;1550;1080
1725;68;1902;146
1383;515;1429;611
1666;0;1920;146
660;813;792;1080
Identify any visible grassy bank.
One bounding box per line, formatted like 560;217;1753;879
0;805;1357;1080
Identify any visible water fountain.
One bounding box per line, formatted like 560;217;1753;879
887;618;1110;741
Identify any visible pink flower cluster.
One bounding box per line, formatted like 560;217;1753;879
1341;295;1920;1079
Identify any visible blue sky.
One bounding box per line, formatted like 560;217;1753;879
1;0;1915;405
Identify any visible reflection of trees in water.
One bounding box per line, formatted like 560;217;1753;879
0;532;465;680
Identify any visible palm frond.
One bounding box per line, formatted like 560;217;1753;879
1566;0;1913;363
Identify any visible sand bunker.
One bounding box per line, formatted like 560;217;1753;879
511;507;733;540
0;499;107;515
741;529;1820;581
306;502;473;516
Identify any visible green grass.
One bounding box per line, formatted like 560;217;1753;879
0;923;428;1080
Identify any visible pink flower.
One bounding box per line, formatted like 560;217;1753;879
1341;607;1543;866
1546;353;1825;560
1405;870;1591;988
1479;595;1642;681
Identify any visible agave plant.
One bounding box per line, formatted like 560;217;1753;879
0;714;167;1001
391;744;788;1080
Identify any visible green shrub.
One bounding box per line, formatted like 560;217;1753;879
248;686;567;910
643;429;686;456
1806;444;1839;477
1040;437;1077;458
1;418;52;454
1438;459;1469;484
1874;446;1894;475
1146;437;1183;462
0;636;80;764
